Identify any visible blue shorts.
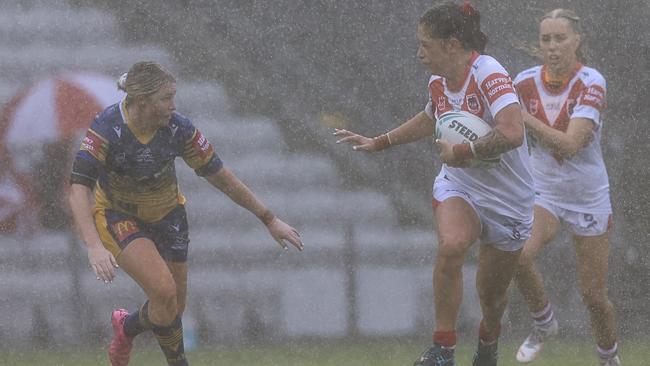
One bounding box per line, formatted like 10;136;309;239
95;205;190;262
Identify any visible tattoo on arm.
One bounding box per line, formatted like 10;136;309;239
473;128;515;159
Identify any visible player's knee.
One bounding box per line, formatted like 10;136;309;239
478;287;507;310
437;236;470;262
151;281;178;315
435;247;466;277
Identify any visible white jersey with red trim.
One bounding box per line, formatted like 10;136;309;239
425;53;534;220
514;64;611;214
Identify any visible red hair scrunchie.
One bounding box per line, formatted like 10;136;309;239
460;0;477;16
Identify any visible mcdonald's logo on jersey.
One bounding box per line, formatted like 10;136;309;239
111;220;140;242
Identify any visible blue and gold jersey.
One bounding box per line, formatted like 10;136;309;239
71;100;222;223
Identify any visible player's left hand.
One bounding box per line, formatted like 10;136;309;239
435;139;471;168
266;218;304;251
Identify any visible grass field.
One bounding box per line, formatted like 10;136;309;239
2;339;645;365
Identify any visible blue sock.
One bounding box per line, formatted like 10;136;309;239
123;301;153;337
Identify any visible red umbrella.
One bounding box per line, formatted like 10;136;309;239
0;72;124;232
0;72;124;156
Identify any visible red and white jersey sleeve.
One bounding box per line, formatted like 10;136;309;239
475;57;520;117
514;65;611;214
424;53;519;125
424;53;534;222
572;71;606;126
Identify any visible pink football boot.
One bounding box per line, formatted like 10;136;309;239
108;309;134;366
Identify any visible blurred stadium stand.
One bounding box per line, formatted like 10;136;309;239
0;0;441;349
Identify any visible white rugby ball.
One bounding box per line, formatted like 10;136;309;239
435;110;501;167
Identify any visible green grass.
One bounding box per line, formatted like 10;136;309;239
2;339;645;365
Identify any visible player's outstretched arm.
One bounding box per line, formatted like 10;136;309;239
68;183;118;283
334;111;435;152
204;168;303;251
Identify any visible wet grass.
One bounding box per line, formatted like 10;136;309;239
2;339;645;365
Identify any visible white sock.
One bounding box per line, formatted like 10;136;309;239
597;342;618;358
531;302;554;327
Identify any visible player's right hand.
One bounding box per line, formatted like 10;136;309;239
435;139;471;168
87;244;118;283
334;129;377;151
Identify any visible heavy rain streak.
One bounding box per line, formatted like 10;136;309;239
0;1;648;365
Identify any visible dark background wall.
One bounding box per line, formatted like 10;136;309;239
75;0;650;335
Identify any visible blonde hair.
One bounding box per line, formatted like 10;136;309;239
117;61;176;103
542;8;582;34
541;8;586;61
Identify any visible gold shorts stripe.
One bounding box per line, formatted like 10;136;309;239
93;208;121;257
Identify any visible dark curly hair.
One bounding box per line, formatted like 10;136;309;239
419;1;488;53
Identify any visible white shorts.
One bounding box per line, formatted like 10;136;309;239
432;176;532;251
535;195;612;237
